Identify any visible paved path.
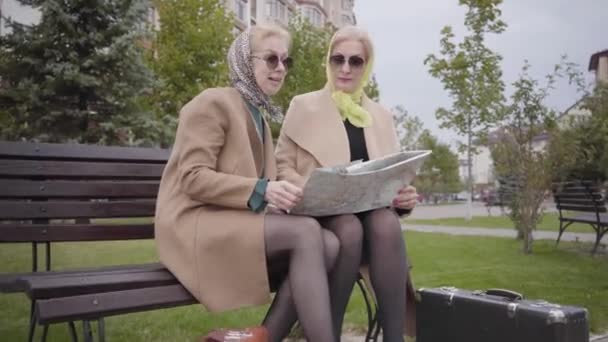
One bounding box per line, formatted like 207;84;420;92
409;201;557;219
404;224;601;243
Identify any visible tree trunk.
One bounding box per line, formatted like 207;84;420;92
523;227;533;254
466;117;473;221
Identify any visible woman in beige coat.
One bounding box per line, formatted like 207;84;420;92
155;25;338;342
275;26;418;341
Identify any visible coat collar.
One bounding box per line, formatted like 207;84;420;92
283;86;387;167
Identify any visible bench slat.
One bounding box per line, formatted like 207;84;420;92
0;160;164;179
0;223;154;242
0;263;164;293
555;197;605;206
555;193;603;200
24;268;179;300
36;284;196;324
0;141;170;162
0;180;160;199
0;200;156;220
557;204;607;213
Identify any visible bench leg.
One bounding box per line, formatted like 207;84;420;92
357;278;374;341
28;303;37;342
591;226;607;255
40;324;49;342
98;318;105;342
556;221;572;247
68;321;78;342
371;311;381;342
83;320;93;342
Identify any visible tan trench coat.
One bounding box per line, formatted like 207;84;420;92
155;87;276;312
275;86;417;336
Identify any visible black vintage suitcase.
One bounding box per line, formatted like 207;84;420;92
417;287;589;342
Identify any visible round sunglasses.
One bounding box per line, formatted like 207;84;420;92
329;54;366;69
252;54;293;70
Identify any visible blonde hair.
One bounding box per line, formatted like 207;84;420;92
250;24;291;53
329;25;374;61
325;25;376;128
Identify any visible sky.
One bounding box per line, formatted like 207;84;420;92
354;0;607;147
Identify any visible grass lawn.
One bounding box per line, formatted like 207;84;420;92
1;232;606;341
407;212;596;234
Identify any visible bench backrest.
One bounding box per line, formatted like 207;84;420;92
552;181;606;214
0;141;170;243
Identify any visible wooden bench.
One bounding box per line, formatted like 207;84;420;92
0;141;378;342
552;181;607;255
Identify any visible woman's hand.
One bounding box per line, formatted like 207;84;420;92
265;180;302;212
393;185;418;210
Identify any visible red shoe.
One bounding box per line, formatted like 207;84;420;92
201;326;269;342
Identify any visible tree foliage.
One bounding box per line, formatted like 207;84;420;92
425;0;506;218
392;105;424;150
491;60;584;254
0;0;155;145
414;130;462;199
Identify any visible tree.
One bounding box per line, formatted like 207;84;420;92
392;105;424;150
425;0;506;220
556;83;608;181
491;61;583;254
0;0;155;145
274;16;332;111
364;74;381;102
414;130;462;202
148;0;233;120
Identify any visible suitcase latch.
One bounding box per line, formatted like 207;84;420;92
507;302;518;318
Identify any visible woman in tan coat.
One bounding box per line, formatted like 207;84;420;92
275;26;418;341
155;25;338;342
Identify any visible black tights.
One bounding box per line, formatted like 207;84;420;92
360;209;408;342
264;208;408;342
263;214;339;342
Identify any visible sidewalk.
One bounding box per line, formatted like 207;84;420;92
403;224;600;243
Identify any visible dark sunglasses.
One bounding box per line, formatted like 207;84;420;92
329;54;366;68
252;54;293;70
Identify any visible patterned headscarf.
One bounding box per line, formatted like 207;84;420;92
228;28;282;120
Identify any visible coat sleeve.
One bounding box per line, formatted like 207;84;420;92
275;133;307;188
176;92;258;209
275;98;307;188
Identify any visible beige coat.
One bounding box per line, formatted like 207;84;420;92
155;87;276;312
275;86;417;336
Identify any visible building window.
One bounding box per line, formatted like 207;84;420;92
278;1;286;22
266;0;289;23
234;0;246;22
303;6;323;27
342;0;351;10
251;0;257;19
266;0;277;18
341;14;351;25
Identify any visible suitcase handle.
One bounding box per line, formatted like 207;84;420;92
485;288;523;301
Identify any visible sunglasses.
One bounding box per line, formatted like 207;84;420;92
329;54;366;68
252;54;293;70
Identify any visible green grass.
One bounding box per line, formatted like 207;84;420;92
1;233;607;341
407;212;596;233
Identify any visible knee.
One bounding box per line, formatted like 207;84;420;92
290;216;323;249
329;214;364;251
366;209;403;244
322;230;340;270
